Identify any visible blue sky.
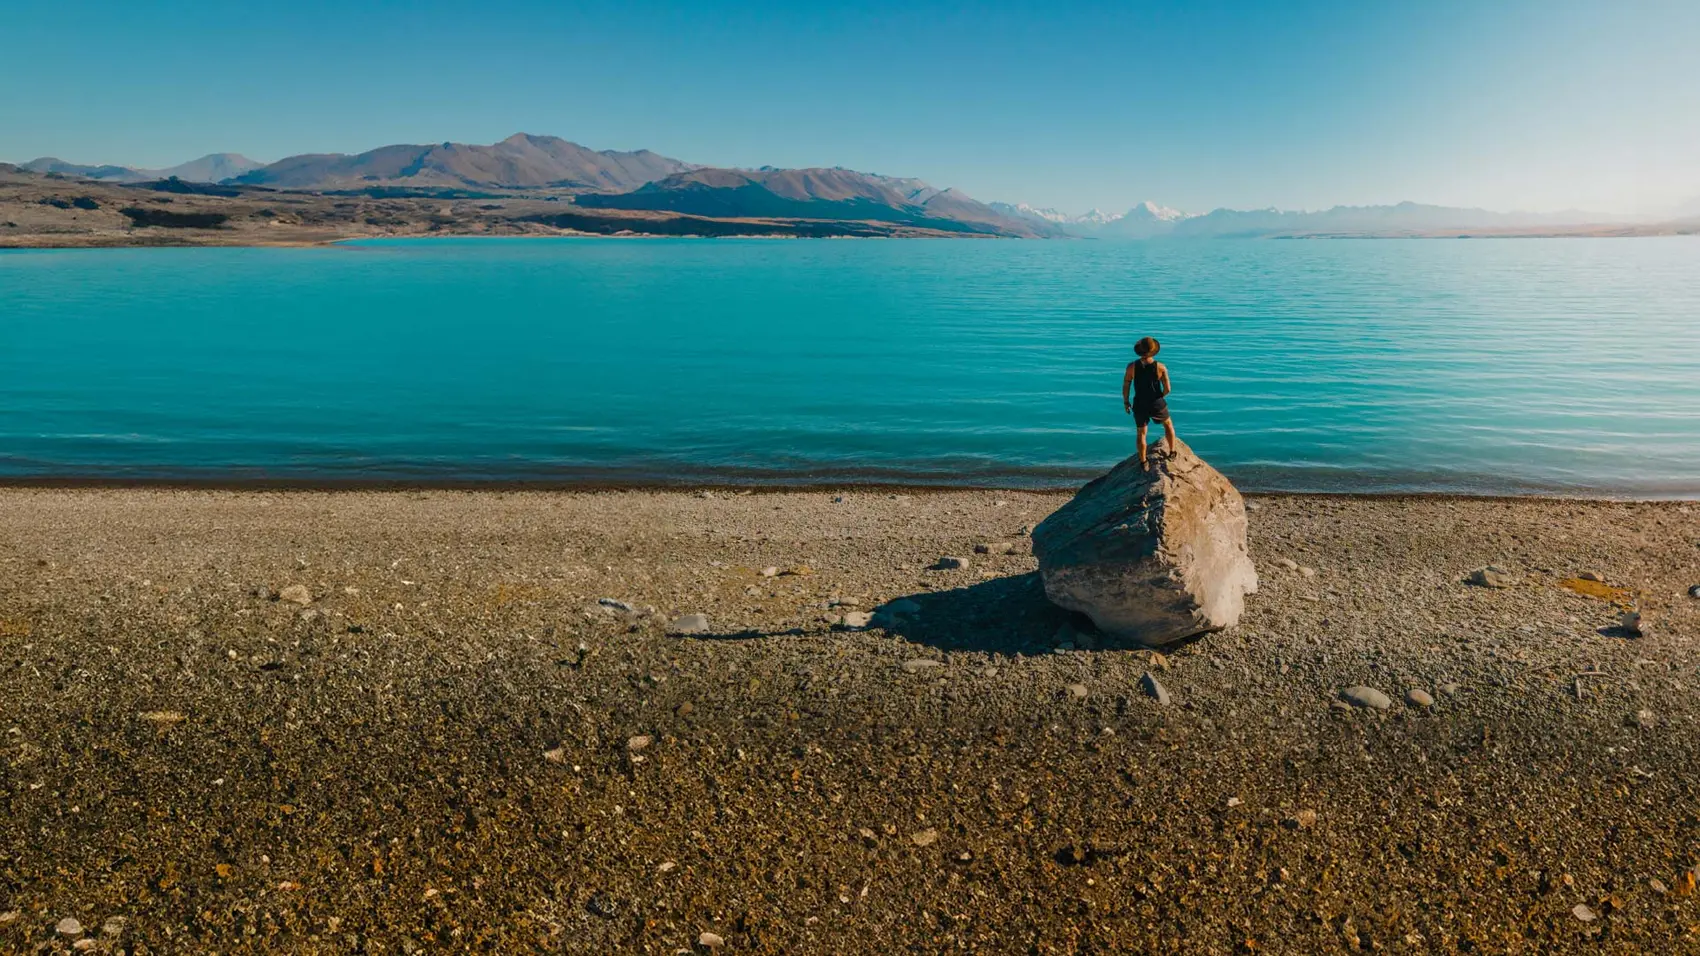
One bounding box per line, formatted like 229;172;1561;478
3;0;1696;215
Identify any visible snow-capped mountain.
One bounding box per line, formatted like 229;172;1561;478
988;200;1199;237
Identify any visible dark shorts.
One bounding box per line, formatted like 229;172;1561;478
1134;398;1169;427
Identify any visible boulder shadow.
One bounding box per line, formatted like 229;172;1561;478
676;572;1216;655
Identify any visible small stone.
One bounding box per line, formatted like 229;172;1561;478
675;702;694;717
935;556;970;570
279;584;312;605
911;828;939;846
1285;809;1317;830
1467;565;1515;588
1298;566;1317;578
74;941;96;952
695;490;714;499
1630;709;1656;729
901;659;944;674
1405;689;1435;708
699;931;725;948
1276;558;1299;571
627;735;652;751
1066;683;1088;699
543;747;566;763
1650;878;1669;894
1340;686;1393;710
1688;584;1700;599
760;566;779;578
140;710;187;726
1572;903;1597;922
832;495;846;503
1139;672;1171;705
56;917;83;937
669;613;710;635
1439;682;1462;696
883;599;922;616
1578;570;1606;582
1227;796;1243;807
857;827;878;845
837;611;873;630
657;861;677;873
597;597;634;613
1620;610;1646;636
974;542;1014;555
251;586;277;600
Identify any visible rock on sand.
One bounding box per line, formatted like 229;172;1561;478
1031;440;1257;646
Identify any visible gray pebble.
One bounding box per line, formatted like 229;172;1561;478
935;556;970;570
668;613;710;635
56;917;82;937
901;659;944;674
1340;685;1392;710
1139;672;1171;705
1405;688;1434;707
1066;683;1088;699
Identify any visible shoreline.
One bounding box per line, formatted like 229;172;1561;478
1;474;1696;502
2;486;1697;951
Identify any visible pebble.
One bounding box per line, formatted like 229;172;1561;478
1439;682;1462;696
1298;566;1317;578
1620;610;1646;636
1688;584;1700;599
832;495;846;503
1405;688;1435;708
760;566;779;578
1571;903;1597;922
74;940;97;952
901;659;943;674
883;599;922;616
627;735;652;751
838;611;873;629
279;584;312;606
1276;558;1299;571
597;597;634;613
669;613;710;635
699;931;725;948
1139;672;1171;705
935;556;970;570
911;828;940;846
56;917;82;937
675;702;694;717
1286;809;1317;830
1066;683;1088;699
1631;709;1656;729
1467;565;1515;588
1227;796;1243;807
1578;570;1606;582
1340;686;1392;710
1650;878;1669;894
974;542;1014;555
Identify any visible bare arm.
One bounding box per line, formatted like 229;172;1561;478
1156;362;1171;398
1121;364;1136;411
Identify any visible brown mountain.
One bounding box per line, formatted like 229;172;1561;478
233;134;692;192
576;166;1041;237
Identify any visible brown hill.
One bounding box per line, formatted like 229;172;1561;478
233;134;692;192
576;166;1040;237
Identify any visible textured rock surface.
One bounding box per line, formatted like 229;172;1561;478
1031;441;1257;645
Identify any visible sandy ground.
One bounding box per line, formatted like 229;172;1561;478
1;488;1698;953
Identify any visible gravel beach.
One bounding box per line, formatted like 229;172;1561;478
2;488;1698;953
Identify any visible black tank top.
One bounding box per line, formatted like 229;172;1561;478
1133;360;1163;405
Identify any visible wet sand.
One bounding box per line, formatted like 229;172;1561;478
1;488;1698;953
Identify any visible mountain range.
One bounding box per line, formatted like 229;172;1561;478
21;153;264;184
15;134;1692;239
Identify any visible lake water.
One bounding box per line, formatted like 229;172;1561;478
3;237;1698;495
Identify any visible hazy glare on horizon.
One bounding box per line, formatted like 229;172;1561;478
2;0;1696;217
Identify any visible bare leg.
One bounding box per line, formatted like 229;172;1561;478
1136;423;1149;467
1161;419;1178;458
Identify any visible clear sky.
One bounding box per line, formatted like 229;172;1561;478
3;0;1697;216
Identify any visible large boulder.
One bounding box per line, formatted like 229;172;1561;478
1032;440;1257;646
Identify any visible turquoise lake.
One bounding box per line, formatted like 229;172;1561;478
3;237;1698;494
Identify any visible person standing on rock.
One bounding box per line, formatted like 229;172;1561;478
1122;336;1178;469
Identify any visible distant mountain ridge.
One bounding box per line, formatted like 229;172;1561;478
578;166;1044;237
20;153;263;184
989;200;1198;237
231;134;693;193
